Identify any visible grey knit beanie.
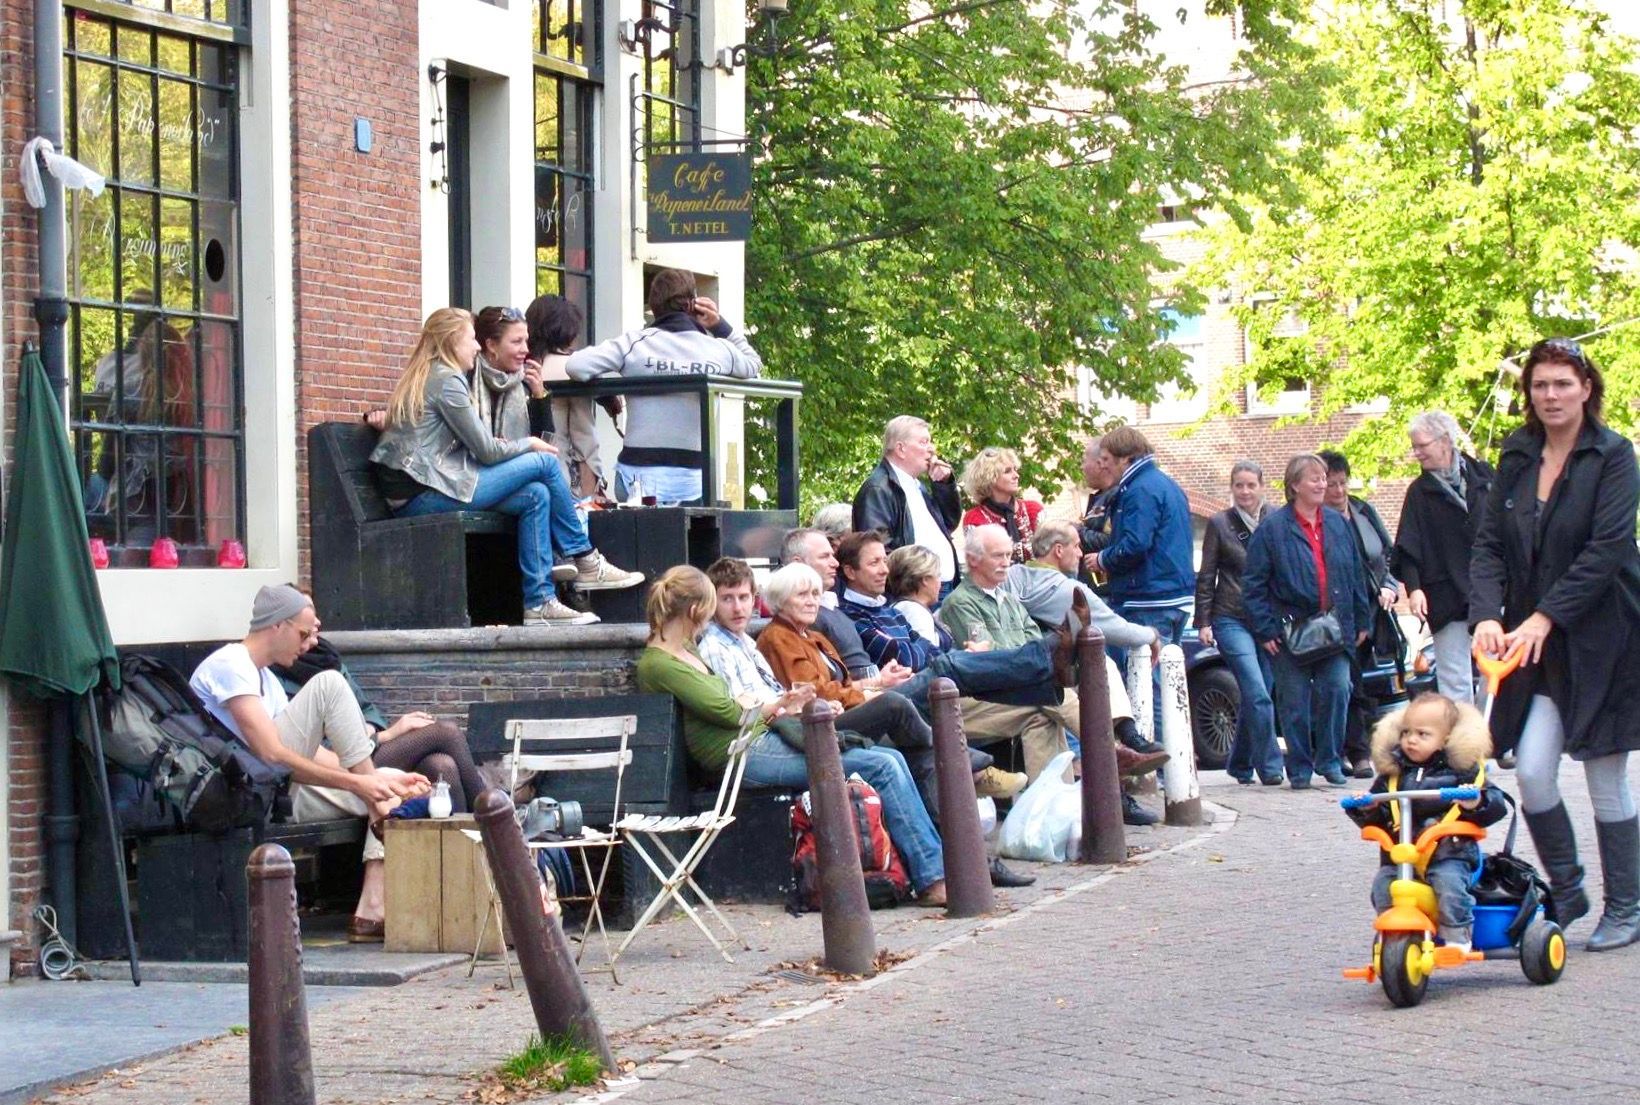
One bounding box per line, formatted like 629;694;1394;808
249;584;312;631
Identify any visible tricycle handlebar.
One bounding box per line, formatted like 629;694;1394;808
1339;786;1480;811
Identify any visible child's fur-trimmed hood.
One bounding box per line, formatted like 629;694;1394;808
1370;697;1492;777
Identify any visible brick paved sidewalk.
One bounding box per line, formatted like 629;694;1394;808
32;809;1207;1105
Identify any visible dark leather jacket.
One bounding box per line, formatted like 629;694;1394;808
1194;505;1265;627
851;459;961;566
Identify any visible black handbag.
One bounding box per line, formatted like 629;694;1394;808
1282;609;1347;666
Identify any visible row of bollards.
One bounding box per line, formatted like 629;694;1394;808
246;789;616;1104
245;640;1201;1097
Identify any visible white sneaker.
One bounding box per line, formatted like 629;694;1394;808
572;551;644;591
523;599;599;626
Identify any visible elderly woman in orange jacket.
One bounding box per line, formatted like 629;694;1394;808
756;562;1004;817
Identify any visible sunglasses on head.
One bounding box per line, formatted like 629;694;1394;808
484;306;525;324
1539;337;1588;368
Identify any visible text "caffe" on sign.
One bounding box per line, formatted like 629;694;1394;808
647;153;752;243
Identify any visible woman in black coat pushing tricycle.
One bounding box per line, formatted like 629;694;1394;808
1470;337;1640;953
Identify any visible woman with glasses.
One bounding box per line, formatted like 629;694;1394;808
1472;337;1640;952
1392;411;1493;705
371;307;642;627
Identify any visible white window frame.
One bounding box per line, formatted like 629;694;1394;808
1147;309;1209;424
91;0;298;645
1243;296;1311;417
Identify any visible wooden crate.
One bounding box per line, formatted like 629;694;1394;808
383;816;501;954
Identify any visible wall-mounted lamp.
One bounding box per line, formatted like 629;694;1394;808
713;0;789;73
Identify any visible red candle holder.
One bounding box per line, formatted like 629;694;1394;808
217;539;247;568
87;537;110;569
149;538;180;569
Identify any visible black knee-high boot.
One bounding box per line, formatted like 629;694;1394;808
1523;802;1591;927
1587;817;1640;952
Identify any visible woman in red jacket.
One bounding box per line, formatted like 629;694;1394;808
960;447;1042;564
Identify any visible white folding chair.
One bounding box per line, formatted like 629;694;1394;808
468;715;635;982
612;710;759;965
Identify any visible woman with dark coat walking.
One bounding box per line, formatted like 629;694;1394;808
1394;411;1493;705
1243;454;1373;789
1471;337;1640;952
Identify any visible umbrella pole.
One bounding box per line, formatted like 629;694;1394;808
82;692;140;986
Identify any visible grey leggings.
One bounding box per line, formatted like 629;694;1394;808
1515;695;1635;822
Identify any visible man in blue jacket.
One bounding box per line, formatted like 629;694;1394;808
1083;427;1196;734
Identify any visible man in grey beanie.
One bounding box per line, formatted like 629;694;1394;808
190;585;428;941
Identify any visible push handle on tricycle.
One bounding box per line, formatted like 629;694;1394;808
1339;787;1480;811
1473;644;1525;699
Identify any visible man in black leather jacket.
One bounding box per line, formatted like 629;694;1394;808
852;415;962;598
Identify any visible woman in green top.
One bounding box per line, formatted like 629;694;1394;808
637;566;948;902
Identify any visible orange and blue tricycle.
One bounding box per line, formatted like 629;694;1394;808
1339;649;1567;1007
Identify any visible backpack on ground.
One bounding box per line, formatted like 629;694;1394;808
786;773;911;914
84;654;292;834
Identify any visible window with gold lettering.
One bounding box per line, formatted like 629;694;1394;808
64;5;245;564
535;0;599;338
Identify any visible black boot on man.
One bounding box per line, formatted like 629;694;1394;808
1587;816;1640;952
1114;715;1165;758
1524;801;1591;927
1122;792;1160;826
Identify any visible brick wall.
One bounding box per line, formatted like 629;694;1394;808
287;0;424;582
332;630;644;724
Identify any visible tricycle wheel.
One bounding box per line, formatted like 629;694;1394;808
1379;933;1429;1007
1521;918;1566;985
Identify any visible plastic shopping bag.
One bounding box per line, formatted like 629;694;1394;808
997;750;1080;863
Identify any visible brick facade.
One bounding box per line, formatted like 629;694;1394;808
287;0;424;582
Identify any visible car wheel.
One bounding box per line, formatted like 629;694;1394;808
1188;665;1238;770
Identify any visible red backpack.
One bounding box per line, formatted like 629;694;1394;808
787;774;911;913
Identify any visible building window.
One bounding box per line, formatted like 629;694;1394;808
1146;310;1210;424
535;0;598;340
1243;298;1311;416
639;0;700;151
64;4;246;565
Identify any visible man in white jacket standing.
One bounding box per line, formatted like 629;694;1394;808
565;268;761;505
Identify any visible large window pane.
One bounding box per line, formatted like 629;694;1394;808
534;42;596;345
66;10;244;555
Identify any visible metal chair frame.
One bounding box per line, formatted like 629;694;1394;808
612;710;759;965
468;714;635;984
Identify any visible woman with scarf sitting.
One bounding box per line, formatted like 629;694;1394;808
960;447;1042;565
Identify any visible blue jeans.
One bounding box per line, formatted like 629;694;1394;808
1213;617;1281;781
1116;604;1190;736
396;452;593;607
741;732;945;893
1371;845;1479;930
897;639;1062;714
1270;648;1351;782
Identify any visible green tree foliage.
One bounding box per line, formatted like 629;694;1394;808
1198;0;1640;473
744;0;1322;509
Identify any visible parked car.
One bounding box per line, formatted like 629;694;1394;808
1181;628;1437;770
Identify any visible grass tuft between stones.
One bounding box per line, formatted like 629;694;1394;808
495;1033;604;1094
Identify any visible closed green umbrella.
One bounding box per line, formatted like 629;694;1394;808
0;343;135;982
0;345;119;695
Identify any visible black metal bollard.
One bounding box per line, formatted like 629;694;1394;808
801;698;877;975
1076;627;1127;865
247;843;315;1105
927;679;995;917
474;789;616;1071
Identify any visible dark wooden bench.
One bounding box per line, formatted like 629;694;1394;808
308;421;523;630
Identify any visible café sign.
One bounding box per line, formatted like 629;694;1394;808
647;152;752;243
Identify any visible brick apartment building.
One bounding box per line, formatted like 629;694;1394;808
1;0;755;976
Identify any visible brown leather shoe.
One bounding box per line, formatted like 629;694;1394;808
347;915;385;943
1115;743;1169;777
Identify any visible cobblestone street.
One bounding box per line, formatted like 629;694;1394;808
33;761;1640;1105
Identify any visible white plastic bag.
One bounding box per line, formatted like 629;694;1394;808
997;750;1080;863
976;796;998;840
